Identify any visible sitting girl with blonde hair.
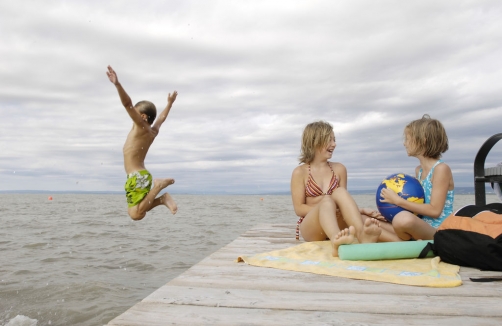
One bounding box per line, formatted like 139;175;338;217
291;121;382;256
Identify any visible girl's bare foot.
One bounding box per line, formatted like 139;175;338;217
359;218;382;243
160;193;177;215
332;226;356;257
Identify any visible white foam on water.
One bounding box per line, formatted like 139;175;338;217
5;315;38;326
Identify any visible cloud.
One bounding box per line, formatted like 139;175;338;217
1;0;502;195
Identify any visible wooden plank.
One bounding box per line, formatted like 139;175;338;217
142;285;502;317
107;224;502;326
107;304;500;326
170;264;502;297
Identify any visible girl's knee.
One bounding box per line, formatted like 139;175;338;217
320;195;336;208
330;188;352;204
392;211;417;230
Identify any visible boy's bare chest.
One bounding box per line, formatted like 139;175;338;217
123;128;155;153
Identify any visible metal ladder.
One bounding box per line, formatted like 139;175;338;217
474;133;502;206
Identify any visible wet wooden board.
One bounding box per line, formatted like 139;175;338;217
107;224;502;326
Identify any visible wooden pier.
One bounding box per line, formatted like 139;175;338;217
107;224;502;325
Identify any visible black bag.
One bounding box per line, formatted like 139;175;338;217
434;229;502;271
430;203;502;272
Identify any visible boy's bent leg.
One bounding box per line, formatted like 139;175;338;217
135;178;175;217
125;171;156;220
128;205;147;221
150;192;177;214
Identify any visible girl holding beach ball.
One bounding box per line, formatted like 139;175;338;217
378;114;455;241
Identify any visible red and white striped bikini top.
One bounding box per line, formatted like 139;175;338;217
305;162;339;197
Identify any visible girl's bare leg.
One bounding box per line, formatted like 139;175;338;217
330;188;380;243
332;226;357;257
361;218;382;243
361;215;402;242
300;196;341;241
300;197;357;257
392;211;436;240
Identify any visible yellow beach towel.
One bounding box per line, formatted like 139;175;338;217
237;241;461;287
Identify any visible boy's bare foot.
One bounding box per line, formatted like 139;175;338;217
359;218;382;243
332;226;356;257
160;193;177;215
154;178;175;190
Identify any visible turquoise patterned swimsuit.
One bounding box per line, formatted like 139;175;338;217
418;160;454;228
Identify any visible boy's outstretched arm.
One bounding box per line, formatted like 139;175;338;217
152;91;178;132
107;66;144;125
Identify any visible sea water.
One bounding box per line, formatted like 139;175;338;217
0;193;499;326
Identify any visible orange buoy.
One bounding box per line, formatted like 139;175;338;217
48;196;53;201
260;198;263;201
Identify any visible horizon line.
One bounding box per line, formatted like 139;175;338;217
0;186;485;196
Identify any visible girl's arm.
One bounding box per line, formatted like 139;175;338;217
291;167;312;217
360;207;385;221
333;162;348;188
380;164;452;218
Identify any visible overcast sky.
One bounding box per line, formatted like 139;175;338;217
1;0;502;194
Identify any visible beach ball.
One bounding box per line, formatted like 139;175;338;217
376;173;425;222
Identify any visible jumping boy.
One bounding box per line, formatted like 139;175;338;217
106;65;178;220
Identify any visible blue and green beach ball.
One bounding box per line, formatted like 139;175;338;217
376;173;425;222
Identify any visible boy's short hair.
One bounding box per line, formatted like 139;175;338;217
405;114;448;159
135;101;157;124
299;120;333;164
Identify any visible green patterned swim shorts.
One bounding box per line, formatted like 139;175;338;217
125;170;152;207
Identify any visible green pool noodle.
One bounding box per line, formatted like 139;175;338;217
338;240;435;261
